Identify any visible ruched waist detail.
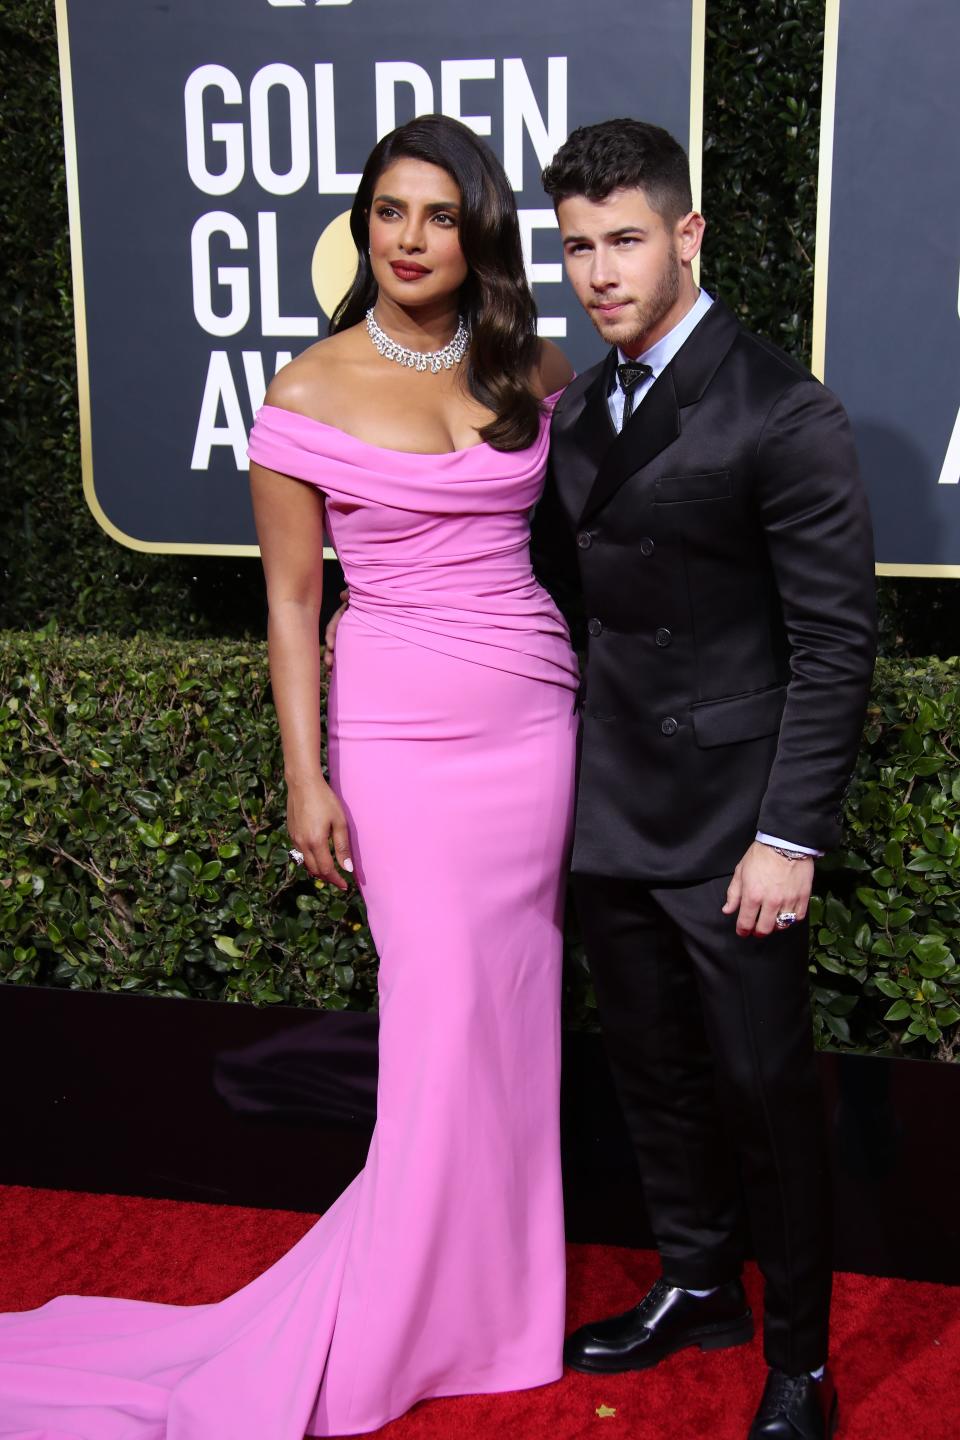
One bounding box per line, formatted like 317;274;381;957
342;584;579;692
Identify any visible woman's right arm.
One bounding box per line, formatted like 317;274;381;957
250;460;352;890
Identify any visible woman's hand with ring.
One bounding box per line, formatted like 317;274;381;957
286;777;354;890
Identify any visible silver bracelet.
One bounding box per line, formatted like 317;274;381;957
763;843;813;862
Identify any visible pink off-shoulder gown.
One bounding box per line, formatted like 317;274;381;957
0;395;578;1439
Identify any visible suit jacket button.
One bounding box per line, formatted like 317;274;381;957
576;531;592;549
640;537;655;557
655;627;672;647
660;716;678;736
587;618;603;637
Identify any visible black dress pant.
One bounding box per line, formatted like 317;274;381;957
573;871;831;1374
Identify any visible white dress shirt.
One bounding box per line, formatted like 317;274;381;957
606;289;819;860
607;287;714;431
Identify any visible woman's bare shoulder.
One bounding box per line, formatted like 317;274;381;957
530;338;575;399
264;329;366;420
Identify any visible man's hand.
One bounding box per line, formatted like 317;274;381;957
722;841;814;938
323;588;349;669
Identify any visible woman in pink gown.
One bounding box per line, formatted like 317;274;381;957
0;116;578;1438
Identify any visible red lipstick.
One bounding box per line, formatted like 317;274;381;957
390;260;431;280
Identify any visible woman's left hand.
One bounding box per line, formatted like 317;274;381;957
323;589;350;669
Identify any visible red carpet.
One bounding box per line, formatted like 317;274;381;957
0;1185;956;1438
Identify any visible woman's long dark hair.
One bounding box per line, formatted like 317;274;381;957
330;114;541;452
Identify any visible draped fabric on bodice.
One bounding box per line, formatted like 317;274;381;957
247;403;578;693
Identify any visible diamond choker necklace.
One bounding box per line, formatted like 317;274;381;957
365;308;470;373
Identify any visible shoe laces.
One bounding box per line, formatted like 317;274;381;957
757;1370;808;1420
633;1277;671;1319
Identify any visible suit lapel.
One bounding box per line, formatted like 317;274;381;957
551;352;617;522
576;298;742;525
579;368;679;523
574;350;618;454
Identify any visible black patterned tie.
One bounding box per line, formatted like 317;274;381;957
616;361;653;427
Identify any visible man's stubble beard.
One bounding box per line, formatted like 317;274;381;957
591;246;681;352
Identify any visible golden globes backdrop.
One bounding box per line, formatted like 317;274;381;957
56;0;705;555
814;0;960;576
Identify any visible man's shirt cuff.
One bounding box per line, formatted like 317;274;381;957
756;831;823;858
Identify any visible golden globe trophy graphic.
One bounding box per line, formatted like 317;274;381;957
311;210;358;322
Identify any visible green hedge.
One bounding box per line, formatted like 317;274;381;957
0;632;378;1009
3;632;958;1059
810;658;960;1058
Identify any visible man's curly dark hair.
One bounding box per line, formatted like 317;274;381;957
541;118;693;224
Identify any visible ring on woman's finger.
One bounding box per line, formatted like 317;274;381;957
775;910;798;929
289;848;305;865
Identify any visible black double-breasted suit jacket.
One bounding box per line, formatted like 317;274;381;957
533;298;877;883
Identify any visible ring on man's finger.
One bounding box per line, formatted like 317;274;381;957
775;910;798;929
289;848;305;865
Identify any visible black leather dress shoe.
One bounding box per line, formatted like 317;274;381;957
563;1277;753;1374
748;1367;838;1438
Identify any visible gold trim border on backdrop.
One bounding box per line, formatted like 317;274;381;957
812;0;959;579
810;0;837;390
56;0;271;559
689;0;706;286
56;0;707;561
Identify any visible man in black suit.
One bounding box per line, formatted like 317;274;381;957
534;120;876;1439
